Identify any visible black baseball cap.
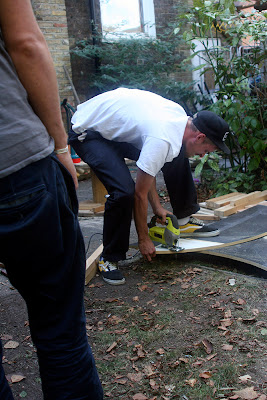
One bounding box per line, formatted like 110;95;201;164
192;110;230;154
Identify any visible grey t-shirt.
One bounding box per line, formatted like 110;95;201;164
0;30;54;178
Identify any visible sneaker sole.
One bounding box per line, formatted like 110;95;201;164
180;229;220;238
102;276;126;285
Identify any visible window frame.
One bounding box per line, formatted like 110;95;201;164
99;0;156;40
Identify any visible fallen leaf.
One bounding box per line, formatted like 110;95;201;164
220;318;233;327
206;353;217;361
143;364;154;377
206;379;215;387
199;371;212;379
149;379;159;389
106;341;117;353
133;296;139;302
242;317;256;324
193;267;203;273
6;374;26;383
237;298;246;305
114;377;127;384
156;348;165;355
132;394;148;400
104;298;118;303
127;372;143;382
179;357;189;363
0;334;12;341
239;374;252;383
202;339;213;354
192;360;203;367
234;386;259;399
4;341;19;349
222;344;233;351
138;285;148;291
185;378;197;387
181;283;191;289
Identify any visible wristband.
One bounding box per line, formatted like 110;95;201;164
54;145;69;155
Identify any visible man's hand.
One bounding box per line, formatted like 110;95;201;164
138;237;156;262
153;206;172;224
56;152;79;189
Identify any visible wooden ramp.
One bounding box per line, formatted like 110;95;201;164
132;205;267;274
85;205;267;284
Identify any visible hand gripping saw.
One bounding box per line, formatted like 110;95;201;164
148;214;183;252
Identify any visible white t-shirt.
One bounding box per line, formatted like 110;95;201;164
71;88;188;177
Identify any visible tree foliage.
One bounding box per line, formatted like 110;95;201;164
178;0;267;193
71;25;197;114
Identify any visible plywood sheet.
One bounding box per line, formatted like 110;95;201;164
131;205;267;273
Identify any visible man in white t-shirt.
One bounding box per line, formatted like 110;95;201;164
69;88;230;285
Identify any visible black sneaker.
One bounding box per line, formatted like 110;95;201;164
180;216;220;237
98;257;125;285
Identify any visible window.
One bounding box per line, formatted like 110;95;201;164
191;39;222;102
99;0;156;39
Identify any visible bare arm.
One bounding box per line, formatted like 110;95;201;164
148;178;172;223
0;0;78;187
134;168;156;261
134;168;169;261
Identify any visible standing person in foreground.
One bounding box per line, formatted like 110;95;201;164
69;88;230;286
0;1;103;399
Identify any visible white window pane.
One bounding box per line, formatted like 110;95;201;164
100;0;142;34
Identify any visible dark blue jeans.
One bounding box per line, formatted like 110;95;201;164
0;155;103;400
69;130;199;262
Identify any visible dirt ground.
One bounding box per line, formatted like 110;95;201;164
1;173;266;399
1;255;266;400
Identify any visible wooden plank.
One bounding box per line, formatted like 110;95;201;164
79;200;103;211
205;192;243;209
192;213;220;221
150;232;267;254
78;210;94;217
214;204;244;217
206;193;247;210
230;190;267;207
201;249;267;273
85;244;103;285
92;204;105;213
214;191;267;217
91;170;107;204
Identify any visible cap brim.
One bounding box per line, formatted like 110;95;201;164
213;139;230;155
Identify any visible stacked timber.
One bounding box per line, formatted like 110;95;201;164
205;190;267;217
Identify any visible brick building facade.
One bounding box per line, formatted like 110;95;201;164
33;0;192;105
32;0;74;104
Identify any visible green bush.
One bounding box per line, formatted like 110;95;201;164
178;0;267;193
71;24;198;112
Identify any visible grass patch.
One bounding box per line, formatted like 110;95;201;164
85;260;267;399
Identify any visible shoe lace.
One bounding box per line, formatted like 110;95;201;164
189;216;205;226
100;260;118;272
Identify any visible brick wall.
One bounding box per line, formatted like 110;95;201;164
64;0;96;102
32;0;75;105
33;0;193;103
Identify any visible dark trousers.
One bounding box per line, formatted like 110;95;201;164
69;130;199;262
0;155;103;400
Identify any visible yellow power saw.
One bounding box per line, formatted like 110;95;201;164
148;214;183;252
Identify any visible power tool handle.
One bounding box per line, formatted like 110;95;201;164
166;214;179;229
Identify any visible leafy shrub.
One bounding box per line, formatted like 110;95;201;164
178;0;267;192
71;24;198;113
